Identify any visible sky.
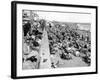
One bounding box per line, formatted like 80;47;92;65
35;11;91;23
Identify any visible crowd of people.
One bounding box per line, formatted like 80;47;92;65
47;22;91;67
22;12;46;69
22;11;91;69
